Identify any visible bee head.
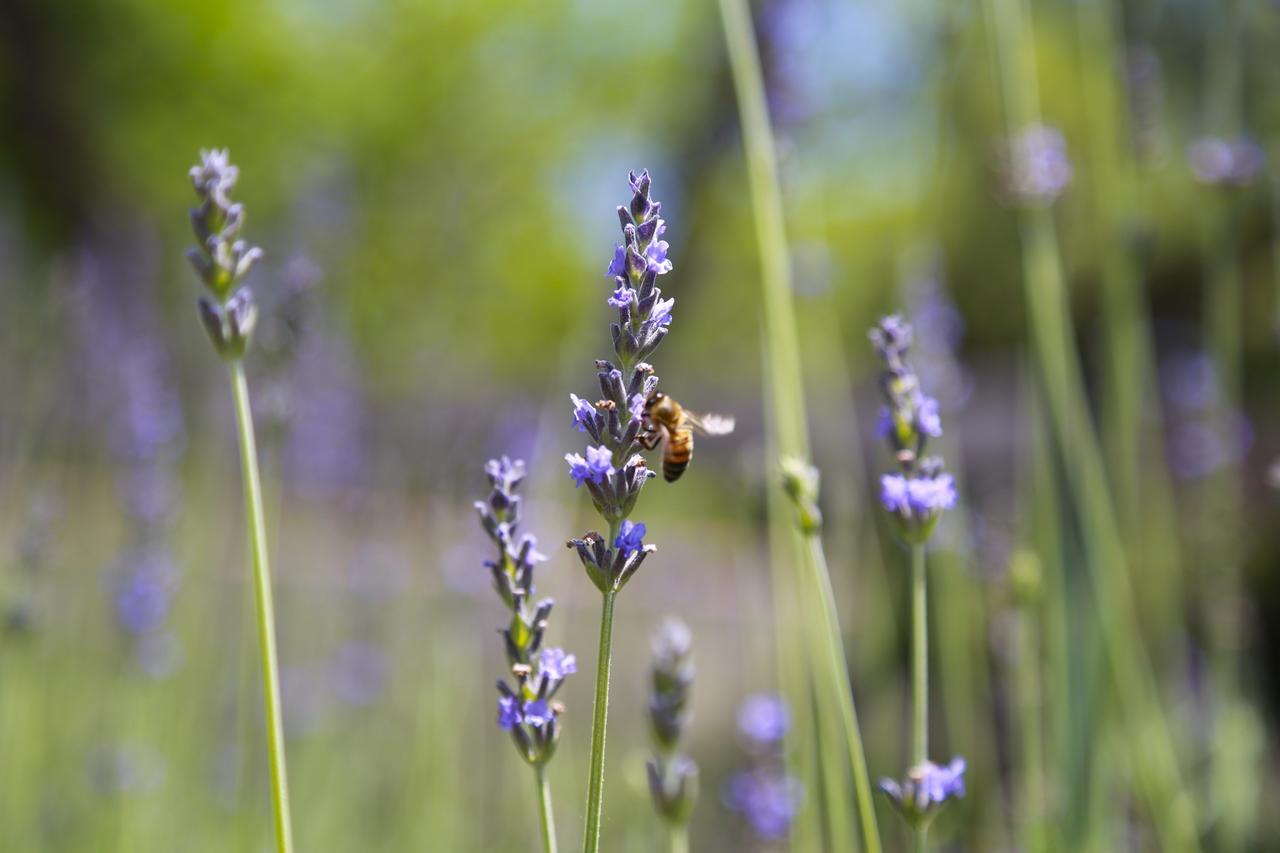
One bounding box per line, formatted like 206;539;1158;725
644;390;665;412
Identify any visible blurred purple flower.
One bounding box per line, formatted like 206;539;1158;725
539;647;578;682
497;695;522;731
1188;137;1265;186
879;757;966;827
724;771;804;840
737;693;790;745
1003;124;1072;205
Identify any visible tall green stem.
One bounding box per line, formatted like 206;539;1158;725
582;582;618;853
718;0;882;849
535;765;558;853
228;361;294;853
911;543;928;853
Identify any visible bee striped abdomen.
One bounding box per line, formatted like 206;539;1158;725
663;428;693;482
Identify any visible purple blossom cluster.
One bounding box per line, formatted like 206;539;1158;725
1187;137;1265;187
870;316;957;543
475;456;575;765
646;619;698;825
567;171;680;594
878;758;967;829
724;693;803;841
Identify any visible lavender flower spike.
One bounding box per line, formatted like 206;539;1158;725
870;315;958;544
186;149;262;361
646;619;699;826
476;456;574;766
574;171;684;853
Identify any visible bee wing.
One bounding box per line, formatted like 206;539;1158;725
684;412;736;436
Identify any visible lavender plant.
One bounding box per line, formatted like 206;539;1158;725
869;316;963;851
184;149;293;853
565;170;671;853
475;456;574;853
646;619;698;853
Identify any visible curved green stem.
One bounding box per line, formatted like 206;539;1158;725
911;543;928;853
806;535;882;853
535;765;558;853
228;361;294;853
582;583;618;853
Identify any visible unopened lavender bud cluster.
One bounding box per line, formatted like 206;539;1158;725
1187;137;1265;187
476;457;575;765
567;171;677;593
186;150;263;360
646;619;699;825
878;758;966;830
870;316;957;544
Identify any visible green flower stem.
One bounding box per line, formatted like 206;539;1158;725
535;764;558;853
719;0;882;849
669;824;689;853
985;0;1201;846
582;533;619;853
911;543;928;853
228;361;294;853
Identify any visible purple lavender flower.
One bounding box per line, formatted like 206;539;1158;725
737;693;790;745
724;771;804;841
477;457;574;765
878;757;966;828
565;445;616;487
497;695;523;731
1188;137;1265;186
614;520;647;558
523;700;553;727
916;395;942;438
566;171;685;595
571;394;598;433
539;647;577;682
870;316;957;543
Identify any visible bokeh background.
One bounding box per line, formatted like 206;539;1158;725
2;0;1279;849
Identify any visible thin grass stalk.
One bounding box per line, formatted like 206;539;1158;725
984;0;1200;846
228;362;294;853
718;1;882;849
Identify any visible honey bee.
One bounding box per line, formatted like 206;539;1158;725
639;390;735;482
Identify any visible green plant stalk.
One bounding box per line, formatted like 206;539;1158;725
1014;605;1046;853
669;823;689;853
762;401;824;852
911;543;928;853
985;0;1200;846
719;0;882;849
582;563;618;853
804;534;875;853
228;361;294;853
536;765;558;853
